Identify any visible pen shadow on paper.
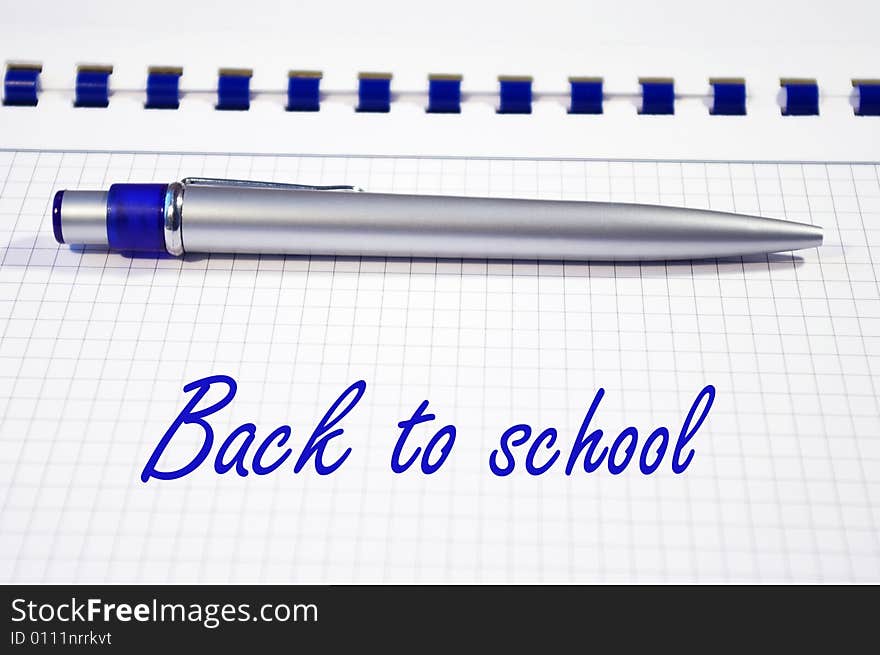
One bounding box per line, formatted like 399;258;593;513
6;241;807;278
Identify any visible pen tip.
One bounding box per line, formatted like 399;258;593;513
761;217;822;253
799;223;823;250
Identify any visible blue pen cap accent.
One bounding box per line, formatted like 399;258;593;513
52;190;65;244
106;184;168;252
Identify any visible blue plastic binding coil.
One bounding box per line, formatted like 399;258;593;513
287;71;322;111
357;74;392;112
569;78;603;114
498;77;532;114
75;67;112;108
217;69;252;111
710;79;746;115
639;78;674;114
854;80;880;116
427;75;462;113
145;68;182;109
3;65;41;106
781;79;819;116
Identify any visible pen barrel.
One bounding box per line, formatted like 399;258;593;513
179;186;822;260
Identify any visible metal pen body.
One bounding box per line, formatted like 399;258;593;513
178;184;822;260
53;178;823;260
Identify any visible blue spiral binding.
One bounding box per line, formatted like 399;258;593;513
568;77;603;114
287;71;322;111
75;66;112;108
639;78;674;115
427;75;462;113
217;69;252;111
3;64;41;106
781;79;819;116
357;73;392;112
710;78;746;115
4;65;879;119
145;67;182;109
498;76;532;114
853;80;880;116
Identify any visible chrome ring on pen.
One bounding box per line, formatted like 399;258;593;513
163;182;185;256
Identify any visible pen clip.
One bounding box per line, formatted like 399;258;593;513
181;177;362;192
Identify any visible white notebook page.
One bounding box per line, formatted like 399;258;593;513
0;150;878;582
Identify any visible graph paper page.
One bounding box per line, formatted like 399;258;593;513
0;150;878;583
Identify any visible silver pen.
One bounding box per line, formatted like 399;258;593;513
52;177;822;260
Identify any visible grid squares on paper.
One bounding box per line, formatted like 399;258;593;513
0;150;878;583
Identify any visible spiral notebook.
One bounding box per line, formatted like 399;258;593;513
0;1;879;583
